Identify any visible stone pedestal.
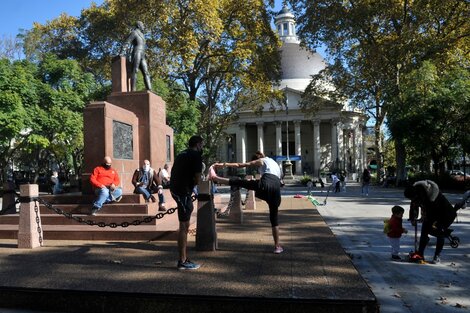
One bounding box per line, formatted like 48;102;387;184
81;56;174;194
81;102;140;194
17;184;42;249
196;181;217;251
111;55;130;93
284;160;294;180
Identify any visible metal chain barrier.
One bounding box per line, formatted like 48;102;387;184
33;200;43;246
240;188;250;206
217;188;236;218
34;197;177;228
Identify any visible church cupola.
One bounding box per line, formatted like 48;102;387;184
274;5;299;44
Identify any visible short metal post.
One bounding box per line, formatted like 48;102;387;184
196;181;217;251
18;184;43;249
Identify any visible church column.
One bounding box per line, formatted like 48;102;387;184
294;120;302;175
257;122;264;152
331;119;339;168
312;119;321;177
275;121;282;160
236;123;247;164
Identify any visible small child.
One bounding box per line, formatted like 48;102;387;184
385;205;408;261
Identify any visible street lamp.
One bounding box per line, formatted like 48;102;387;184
284;94;294;179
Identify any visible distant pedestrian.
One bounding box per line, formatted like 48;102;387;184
331;172;340;193
306;179;314;196
318;177;325;193
50;171;63;195
340;172;347;192
384;206;407;261
361;168;371;196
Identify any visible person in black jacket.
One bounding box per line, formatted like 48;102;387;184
404;180;457;264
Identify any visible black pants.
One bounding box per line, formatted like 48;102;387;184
229;173;281;227
418;220;444;257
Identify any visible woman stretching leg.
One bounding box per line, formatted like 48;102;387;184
208;151;283;254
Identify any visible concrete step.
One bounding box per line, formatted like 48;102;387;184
0;213;167;226
40;193;143;204
0;210;195;241
38;203;158;215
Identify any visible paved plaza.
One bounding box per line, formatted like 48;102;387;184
0;182;469;313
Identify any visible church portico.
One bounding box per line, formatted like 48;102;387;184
219;6;367;180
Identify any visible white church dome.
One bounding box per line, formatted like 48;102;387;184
274;6;326;91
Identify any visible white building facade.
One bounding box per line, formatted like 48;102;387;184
220;7;367;179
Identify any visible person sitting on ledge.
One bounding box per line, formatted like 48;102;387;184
131;159;159;204
89;156;123;216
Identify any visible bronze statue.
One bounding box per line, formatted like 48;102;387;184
120;21;152;91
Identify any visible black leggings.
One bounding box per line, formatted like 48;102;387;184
418;220;445;257
229;173;281;227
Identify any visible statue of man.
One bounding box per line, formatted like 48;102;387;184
120;21;152;91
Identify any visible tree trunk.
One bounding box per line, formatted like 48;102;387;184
395;138;407;186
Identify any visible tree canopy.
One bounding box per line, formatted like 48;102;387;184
0;55;101;182
290;0;470;181
19;0;283;164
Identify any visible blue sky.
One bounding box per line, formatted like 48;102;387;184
0;0;103;38
1;0;286;39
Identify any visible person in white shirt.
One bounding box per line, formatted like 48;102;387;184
208;151;284;254
331;172;340;193
159;164;171;188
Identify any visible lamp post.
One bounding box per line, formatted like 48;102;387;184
284;94;294;179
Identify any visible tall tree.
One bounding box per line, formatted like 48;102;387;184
19;0;282;162
290;0;470;182
0;55;100;183
390;57;470;176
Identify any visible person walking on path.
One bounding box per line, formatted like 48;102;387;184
361;168;371;196
385;205;407;261
207;151;284;254
89;156;123;215
331;172;341;193
170;135;204;270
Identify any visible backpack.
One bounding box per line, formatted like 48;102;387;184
383;218;391;234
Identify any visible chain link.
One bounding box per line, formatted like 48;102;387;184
35;197;176;228
33;201;43;246
217;187;247;218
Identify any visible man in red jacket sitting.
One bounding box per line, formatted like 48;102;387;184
90;156;123;215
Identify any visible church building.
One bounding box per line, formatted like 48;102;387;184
219;7;367;180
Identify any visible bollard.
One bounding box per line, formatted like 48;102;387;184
196;181;217;251
17;184;43;249
229;187;243;224
1;181;17;214
244;175;256;211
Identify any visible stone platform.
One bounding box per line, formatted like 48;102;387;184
0;197;377;313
